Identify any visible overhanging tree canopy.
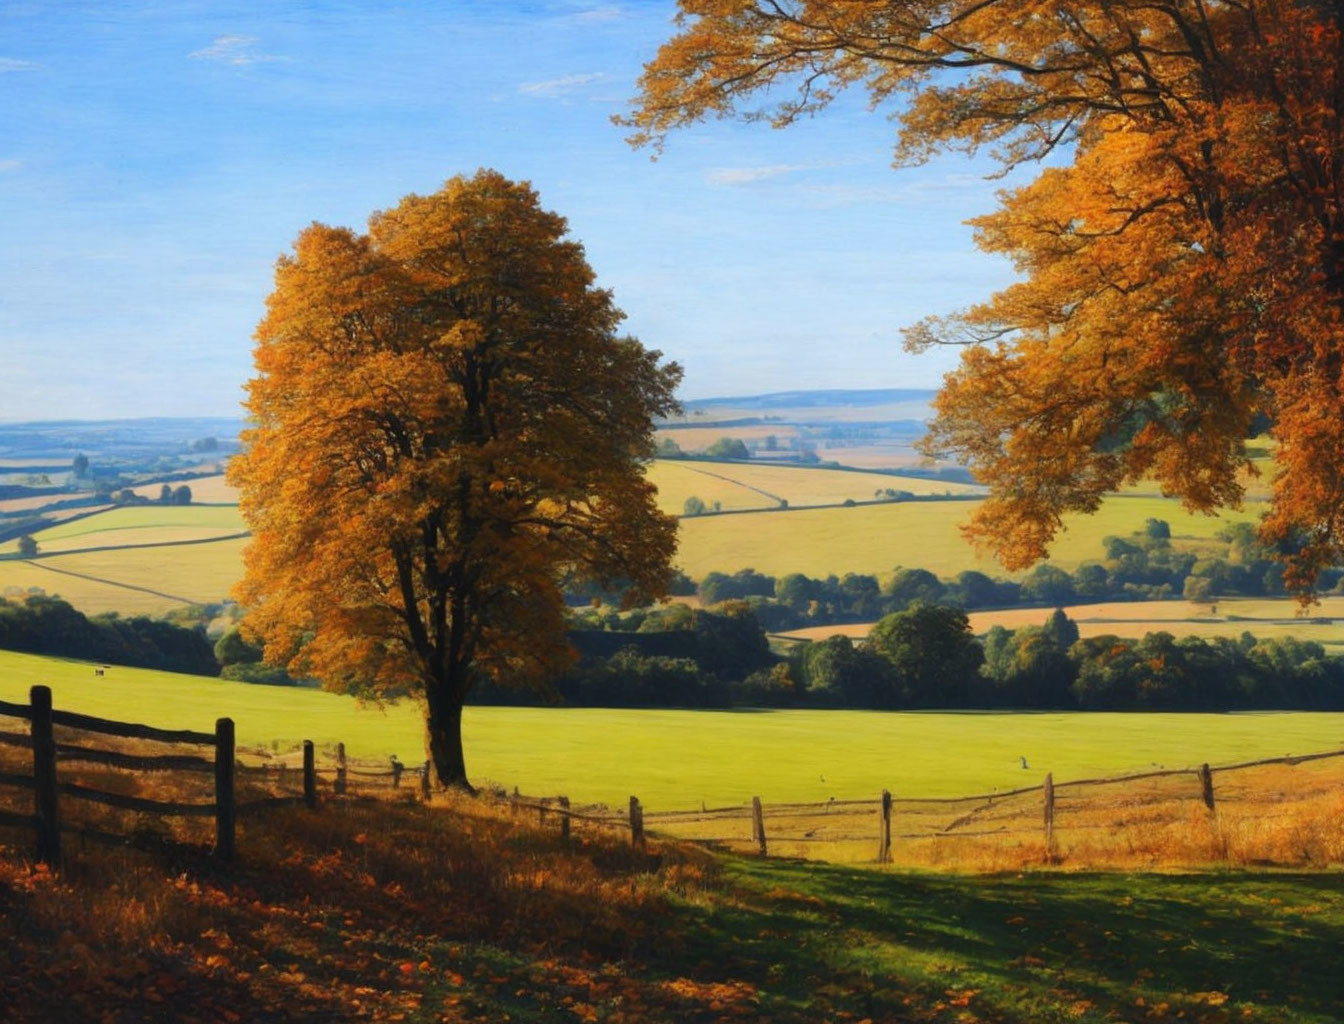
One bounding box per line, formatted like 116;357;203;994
230;170;681;788
625;1;1344;593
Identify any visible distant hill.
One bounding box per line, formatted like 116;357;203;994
680;388;936;412
0;418;244;461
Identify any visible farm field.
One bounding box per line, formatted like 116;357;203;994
675;493;1261;580
0;485;1268;616
648;458;982;513
0;537;248;614
655;423;799;451
0;504;245;555
130;472;238;504
2;650;1342;810
778;596;1344;648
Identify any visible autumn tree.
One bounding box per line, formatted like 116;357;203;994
230;170;681;789
626;1;1344;594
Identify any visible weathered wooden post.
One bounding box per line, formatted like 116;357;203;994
629;795;644;848
391;757;404;789
335;742;347;796
303;741;316;809
215;717;236;863
1043;772;1055;855
538;797;549;827
420;761;431;801
752;796;768;856
30;685;59;869
1199;763;1215;813
558;795;571;840
878;789;893;864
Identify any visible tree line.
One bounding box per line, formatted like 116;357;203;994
569;519;1341;634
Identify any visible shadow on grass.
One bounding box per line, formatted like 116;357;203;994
675;857;1344;1022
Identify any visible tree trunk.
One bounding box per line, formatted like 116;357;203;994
426;699;473;793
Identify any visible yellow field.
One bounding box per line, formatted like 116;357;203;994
776;596;1344;648
675;494;1260;580
0;536;247;614
0;505;245;556
648;459;982;515
646;461;779;513
656;424;799;451
130;473;239;504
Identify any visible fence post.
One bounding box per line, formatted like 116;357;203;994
420;761;431;802
558;795;570;840
391;758;404;789
335;742;347;796
1199;763;1215;813
539;797;549;827
30;685;59;869
1043;772;1055;856
215;717;235;863
629;795;644;848
303;741;316;809
752;796;768;856
878;789;892;864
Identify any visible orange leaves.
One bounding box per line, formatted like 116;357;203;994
231;170;682;779
630;2;1344;593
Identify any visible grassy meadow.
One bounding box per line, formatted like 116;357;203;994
4;650;1342;812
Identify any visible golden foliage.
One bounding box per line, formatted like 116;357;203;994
230;171;681;785
627;2;1344;593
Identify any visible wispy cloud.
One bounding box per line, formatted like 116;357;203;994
0;160;22;172
0;58;40;72
188;36;286;66
571;6;623;23
517;72;606;97
802;174;995;207
706;164;810;187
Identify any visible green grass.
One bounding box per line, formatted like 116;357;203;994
704;858;1344;1022
3;650;1342;811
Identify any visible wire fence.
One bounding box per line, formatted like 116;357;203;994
501;748;1344;868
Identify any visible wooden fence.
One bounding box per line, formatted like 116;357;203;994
501;747;1344;866
0;686;434;869
3;684;1341;869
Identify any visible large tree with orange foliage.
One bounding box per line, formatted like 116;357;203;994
229;171;681;789
626;1;1344;593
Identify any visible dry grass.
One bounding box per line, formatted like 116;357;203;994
2;725;1343;1022
646;755;1344;872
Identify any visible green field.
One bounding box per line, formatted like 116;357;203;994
3;650;1341;811
675;493;1260;580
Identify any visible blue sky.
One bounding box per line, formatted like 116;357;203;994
0;0;1023;421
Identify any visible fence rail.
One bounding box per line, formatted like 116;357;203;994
0;687;444;870
497;746;1344;866
3;685;1342;870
